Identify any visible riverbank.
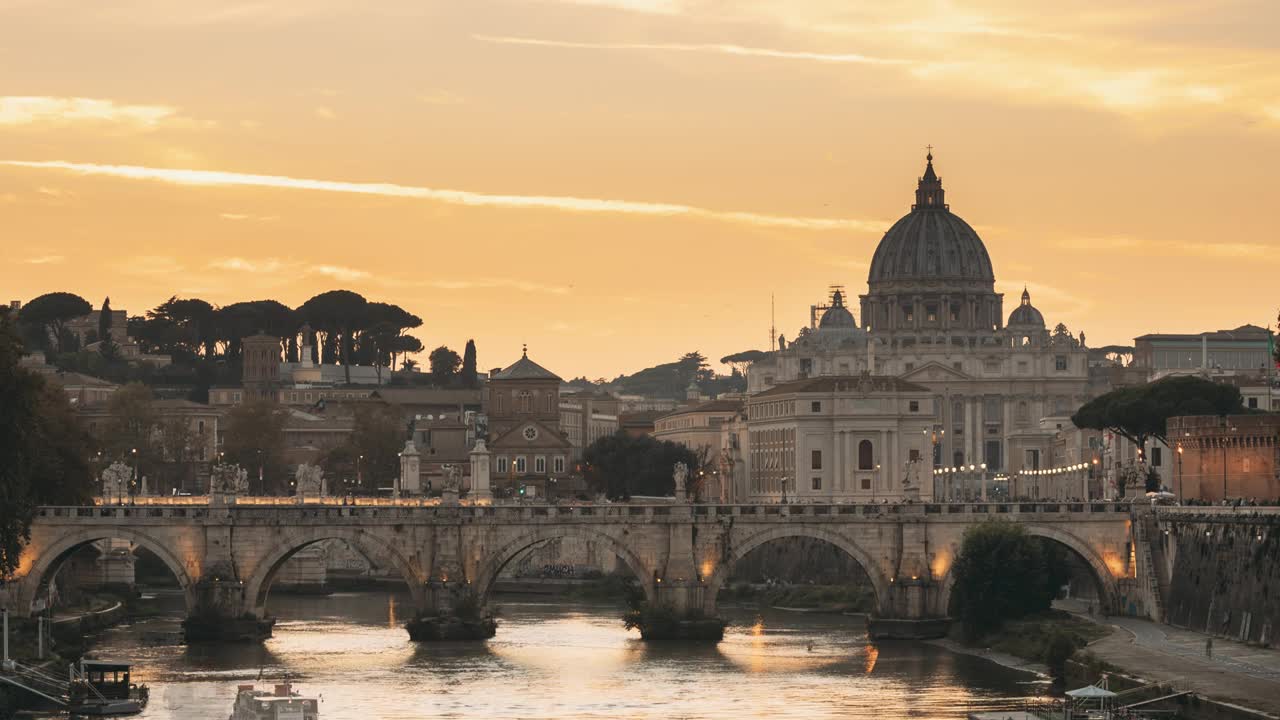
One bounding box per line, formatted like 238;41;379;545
934;610;1111;681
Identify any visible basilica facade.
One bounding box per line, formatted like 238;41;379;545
736;154;1092;501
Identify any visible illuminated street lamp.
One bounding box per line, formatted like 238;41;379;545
1176;444;1184;501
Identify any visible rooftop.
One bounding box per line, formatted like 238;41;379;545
1135;324;1269;343
492;349;561;381
656;398;745;420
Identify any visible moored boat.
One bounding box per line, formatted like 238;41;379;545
229;680;319;720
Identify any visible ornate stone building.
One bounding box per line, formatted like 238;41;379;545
747;153;1092;477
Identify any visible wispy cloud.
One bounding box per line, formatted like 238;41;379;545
418;90;466;106
0;96;177;128
475;34;906;66
1067;235;1273;260
314;106;336;120
24;255;65;265
311;264;370;281
423;278;573;295
208;257;288;273
1;160;884;232
549;0;682;14
219;212;279;221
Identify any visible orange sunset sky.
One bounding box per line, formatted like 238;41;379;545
2;0;1278;379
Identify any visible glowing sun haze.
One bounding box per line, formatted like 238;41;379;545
2;0;1278;378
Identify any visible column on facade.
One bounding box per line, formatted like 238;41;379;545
833;428;844;497
913;296;922;331
878;429;888;494
889;428;898;492
844;431;854;497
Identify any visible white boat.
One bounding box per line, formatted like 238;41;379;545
229;681;319;720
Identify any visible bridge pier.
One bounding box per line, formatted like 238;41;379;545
404;580;496;641
181;580;274;643
866;577;950;639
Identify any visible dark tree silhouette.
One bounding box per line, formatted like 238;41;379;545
429;346;462;386
1072;375;1243;453
461;339;478;387
20;292;91;354
581;431;699;500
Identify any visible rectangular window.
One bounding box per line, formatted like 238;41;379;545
811;450;822;470
811;401;822;412
1017;361;1029;374
497;456;509;473
904;308;914;323
1055;356;1068;371
515;456;527;473
233;392;242;402
909;449;920;462
909;401;919;412
926;304;937;322
950;306;960;322
553;456;565;473
811;477;822;491
953;362;963;371
1151;447;1162;467
860;477;871;490
1248;397;1259;409
291;392;298;402
535;456;546;474
904;362;915;373
985;440;1003;471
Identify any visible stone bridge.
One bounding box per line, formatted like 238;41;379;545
2;499;1145;640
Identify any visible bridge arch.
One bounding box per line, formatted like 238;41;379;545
704;526;891;615
242;527;425;618
936;523;1122;615
16;527;196;615
473;526;657;605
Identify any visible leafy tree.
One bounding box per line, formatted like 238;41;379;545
102;383;160;482
298;290;367;381
1072;375;1243;455
146;296;216;359
461;339;478;388
336;404;404;493
429;346;462;386
720;349;768;376
582;431;699;500
223;400;290;495
19;292;91;354
0;310;93;576
158;418;201;494
402;357;420;372
390;335;424;371
950;521;1068;641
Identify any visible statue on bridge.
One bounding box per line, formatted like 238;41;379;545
210;463;249;505
673;462;689;502
294;463;324;497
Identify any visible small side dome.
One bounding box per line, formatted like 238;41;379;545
1007;287;1045;327
819;289;857;329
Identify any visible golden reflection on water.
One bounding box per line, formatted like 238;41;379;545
94;594;1046;719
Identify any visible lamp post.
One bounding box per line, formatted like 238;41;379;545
130;448;138;502
357;454;364;493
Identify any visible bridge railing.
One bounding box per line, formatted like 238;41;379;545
37;499;1134;522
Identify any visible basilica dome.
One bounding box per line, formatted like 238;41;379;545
867;153;995;288
1007;288;1045;327
818;289;857;329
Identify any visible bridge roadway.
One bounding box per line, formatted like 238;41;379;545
4;499;1141;641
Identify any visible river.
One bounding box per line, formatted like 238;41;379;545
85;591;1049;719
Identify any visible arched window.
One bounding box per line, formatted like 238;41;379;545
545;393;554;413
518;391;532;413
858;439;874;470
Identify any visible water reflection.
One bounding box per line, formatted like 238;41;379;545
86;592;1045;719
